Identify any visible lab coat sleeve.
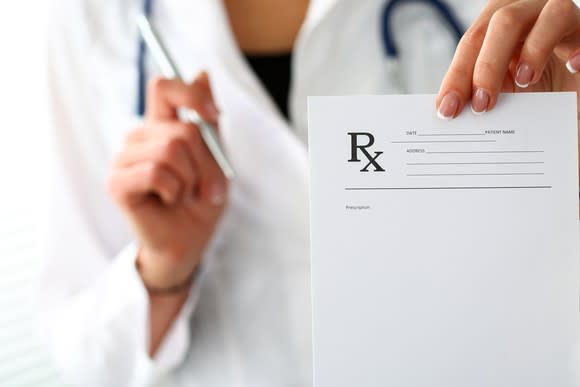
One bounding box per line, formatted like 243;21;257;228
35;2;200;386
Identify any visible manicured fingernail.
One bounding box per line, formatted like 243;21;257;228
515;63;534;88
566;55;580;74
209;182;226;206
471;88;490;115
205;101;219;121
437;92;460;120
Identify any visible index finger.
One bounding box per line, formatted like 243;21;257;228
436;20;488;119
436;0;543;118
146;72;219;125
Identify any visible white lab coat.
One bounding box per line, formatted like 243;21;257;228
38;0;488;386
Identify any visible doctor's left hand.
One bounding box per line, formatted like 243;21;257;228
437;0;580;118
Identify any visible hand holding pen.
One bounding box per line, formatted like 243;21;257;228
107;19;232;306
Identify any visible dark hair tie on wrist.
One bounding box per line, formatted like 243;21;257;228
137;262;200;296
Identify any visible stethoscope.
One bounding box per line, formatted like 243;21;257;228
136;0;464;116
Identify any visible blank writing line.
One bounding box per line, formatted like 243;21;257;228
426;150;543;154
392;140;496;144
417;133;485;137
407;162;544;165
407;173;544;176
345;186;552;191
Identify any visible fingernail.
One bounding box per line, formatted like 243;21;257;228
566;55;580;74
437;92;460;120
471;88;490;115
209;182;226;206
204;101;219;121
515;63;534;88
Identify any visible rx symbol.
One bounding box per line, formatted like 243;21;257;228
347;132;386;172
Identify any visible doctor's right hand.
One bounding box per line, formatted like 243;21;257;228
108;72;228;291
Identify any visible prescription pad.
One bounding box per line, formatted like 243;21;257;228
308;93;579;387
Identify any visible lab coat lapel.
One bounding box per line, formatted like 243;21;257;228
300;0;342;37
166;0;311;220
208;0;289;126
165;0;343;148
161;0;351;199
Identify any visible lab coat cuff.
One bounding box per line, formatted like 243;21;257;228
108;243;207;374
150;264;205;370
99;243;148;331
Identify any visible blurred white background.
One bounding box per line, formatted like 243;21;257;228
0;0;64;386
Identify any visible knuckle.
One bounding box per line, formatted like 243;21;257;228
460;22;487;49
475;59;498;79
179;123;201;148
182;92;201;109
547;0;576;18
473;63;501;91
145;162;164;186
489;7;519;32
447;65;471;84
176;121;195;136
148;77;168;98
125;127;144;144
524;39;549;60
160;137;182;160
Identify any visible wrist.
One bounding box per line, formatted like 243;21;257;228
136;247;200;292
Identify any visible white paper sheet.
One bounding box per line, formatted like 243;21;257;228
308;93;580;387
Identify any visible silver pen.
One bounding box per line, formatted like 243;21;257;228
136;14;235;180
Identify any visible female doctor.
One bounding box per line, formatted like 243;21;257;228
39;0;580;386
